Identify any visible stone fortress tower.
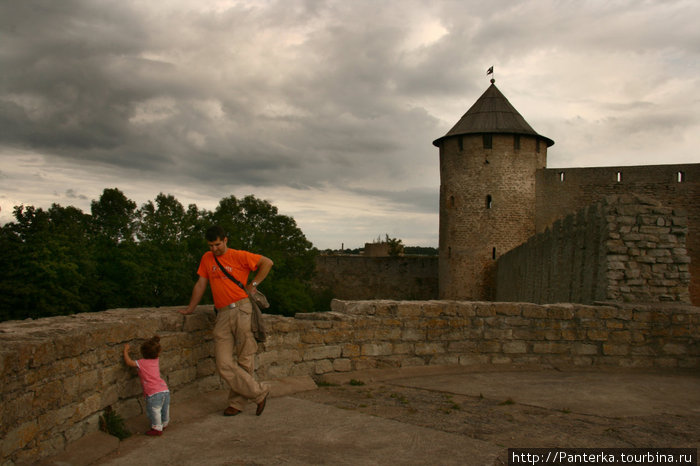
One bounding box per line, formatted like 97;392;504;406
433;78;554;300
435;78;699;305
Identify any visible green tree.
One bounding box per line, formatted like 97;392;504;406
0;190;326;321
0;204;94;320
135;193;199;306
385;234;404;257
90;188;141;309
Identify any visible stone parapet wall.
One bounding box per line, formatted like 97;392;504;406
496;195;691;304
3;300;700;463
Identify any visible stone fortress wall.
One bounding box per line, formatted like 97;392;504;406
3;300;700;463
315;255;438;301
496;194;691;305
536;163;700;305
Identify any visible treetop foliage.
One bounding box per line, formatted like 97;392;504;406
0;189;326;322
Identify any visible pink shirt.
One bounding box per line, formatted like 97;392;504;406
135;358;169;397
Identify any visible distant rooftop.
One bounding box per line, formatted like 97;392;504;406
433;80;554;147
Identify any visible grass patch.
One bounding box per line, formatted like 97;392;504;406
99;406;131;440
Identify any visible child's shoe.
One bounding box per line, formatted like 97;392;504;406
145;428;163;436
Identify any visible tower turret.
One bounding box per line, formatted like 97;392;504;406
433;80;554;300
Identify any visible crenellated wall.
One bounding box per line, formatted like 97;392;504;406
2;300;700;463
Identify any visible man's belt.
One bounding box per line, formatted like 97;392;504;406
215;298;249;313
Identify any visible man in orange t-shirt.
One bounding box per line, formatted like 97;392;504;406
180;225;273;417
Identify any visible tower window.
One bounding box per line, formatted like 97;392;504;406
616;171;622;183
559;171;565;182
492;247;496;260
486;194;492;209
483;134;492;149
678;171;685;182
536;139;540;153
450;195;455;207
458;136;463;151
448;247;452;259
514;135;520;150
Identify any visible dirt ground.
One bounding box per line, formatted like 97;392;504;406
294;377;700;465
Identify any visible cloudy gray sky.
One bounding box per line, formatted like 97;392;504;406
1;0;698;249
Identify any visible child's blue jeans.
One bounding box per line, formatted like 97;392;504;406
146;391;170;431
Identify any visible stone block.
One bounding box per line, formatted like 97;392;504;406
476;341;501;353
300;330;324;344
0;420;38;458
332;359;352;372
495;303;521;316
546;305;574;320
602;344;629;356
304;345;342;361
572;343;598;355
401;328;425;341
341;343;361;358
361;342;393;357
586;329;609;341
503;341;527;354
458;354;490;366
314;359;334;374
532;342;568;354
662;343;687;355
392;343;413;355
415;342;445;355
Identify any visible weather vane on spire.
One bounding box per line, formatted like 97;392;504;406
487;66;495;84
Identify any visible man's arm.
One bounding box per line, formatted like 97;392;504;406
179;275;209;315
247;256;273;295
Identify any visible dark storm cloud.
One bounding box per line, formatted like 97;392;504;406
1;0;699;247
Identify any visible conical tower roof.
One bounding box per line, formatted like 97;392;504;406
433;81;554;147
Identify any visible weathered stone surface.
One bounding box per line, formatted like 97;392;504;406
2;300;700;464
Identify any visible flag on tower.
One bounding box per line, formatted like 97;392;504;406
487;66;494;75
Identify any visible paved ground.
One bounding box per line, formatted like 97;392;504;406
45;365;700;466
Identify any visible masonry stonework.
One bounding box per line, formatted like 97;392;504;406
434;81;699;305
315;255;438;300
496;194;691;304
536;164;700;304
437;133;546;301
3;301;699;463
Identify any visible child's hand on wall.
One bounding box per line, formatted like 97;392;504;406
123;344;137;367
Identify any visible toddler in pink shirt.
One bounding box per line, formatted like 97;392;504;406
123;335;170;436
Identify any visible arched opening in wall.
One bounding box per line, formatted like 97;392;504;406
492;247;496;260
486;194;492;209
483;134;492;149
678;171;685;182
616;171;623;183
559;171;565;182
448;247;452;259
514;135;520;151
458;136;463;152
450;195;455;207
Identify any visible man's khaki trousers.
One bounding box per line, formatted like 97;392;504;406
213;299;268;410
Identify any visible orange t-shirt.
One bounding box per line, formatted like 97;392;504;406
197;248;262;308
